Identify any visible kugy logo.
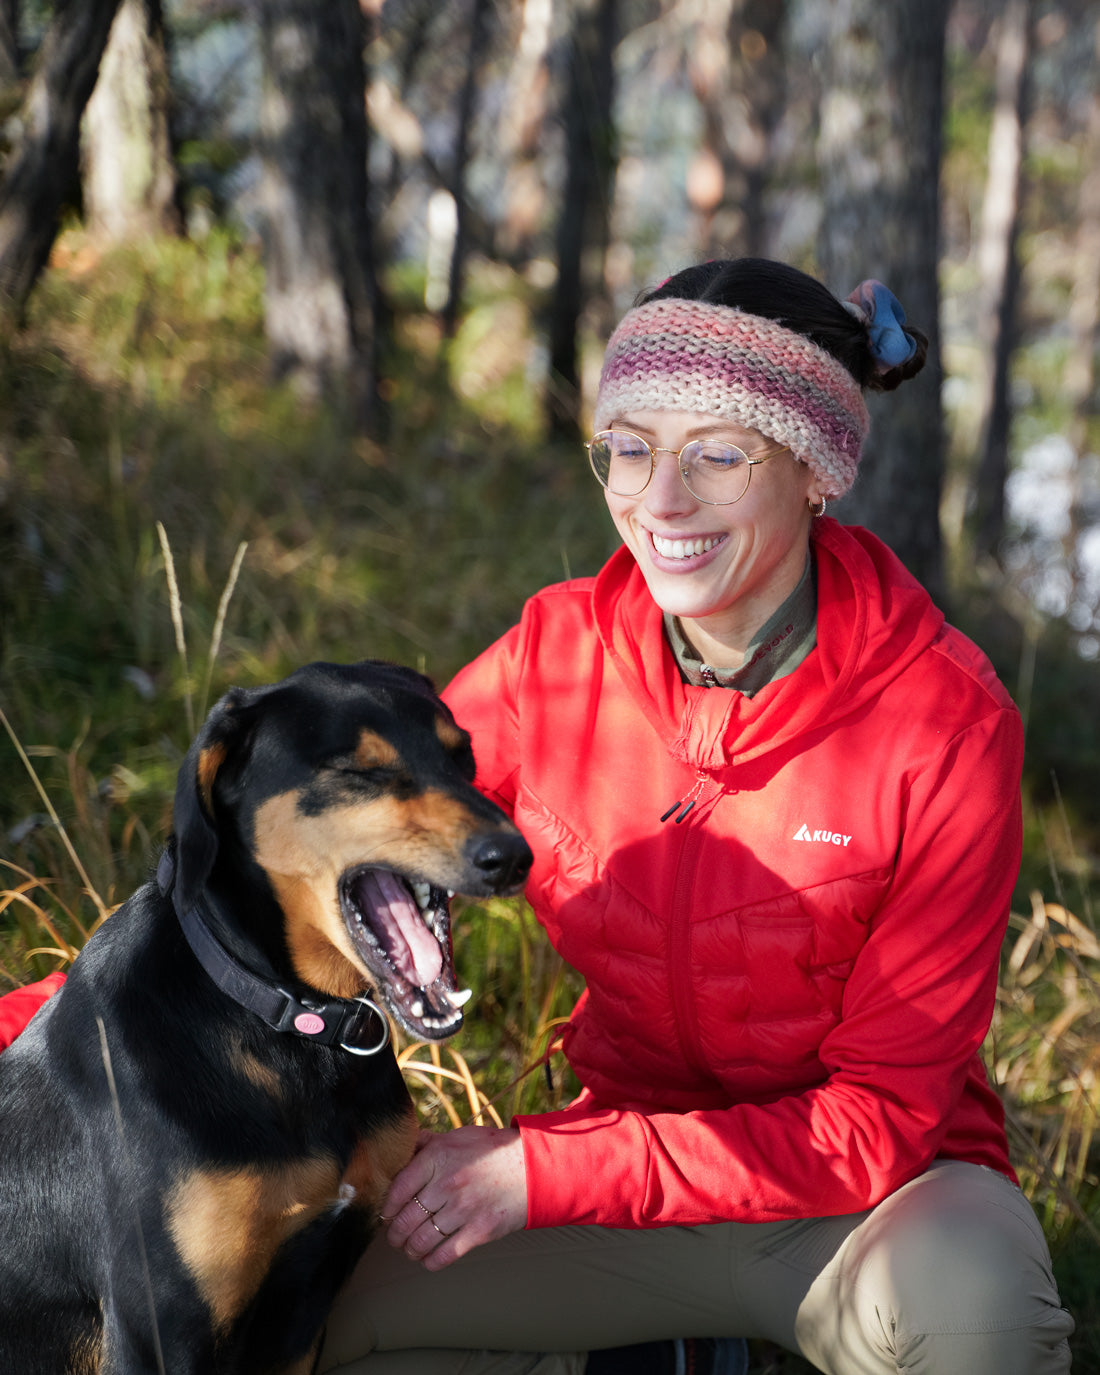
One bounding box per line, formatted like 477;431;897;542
792;823;853;847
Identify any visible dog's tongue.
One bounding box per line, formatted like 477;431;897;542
359;869;444;987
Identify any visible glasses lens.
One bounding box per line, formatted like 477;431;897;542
679;440;751;504
588;431;653;495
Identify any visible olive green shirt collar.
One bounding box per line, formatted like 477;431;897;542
664;554;817;696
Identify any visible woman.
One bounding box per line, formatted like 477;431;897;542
1;259;1073;1373
317;260;1072;1374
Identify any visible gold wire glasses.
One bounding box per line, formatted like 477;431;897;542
585;430;790;506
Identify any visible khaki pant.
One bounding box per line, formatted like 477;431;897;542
320;1161;1073;1375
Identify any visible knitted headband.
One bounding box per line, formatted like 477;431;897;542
592;299;871;498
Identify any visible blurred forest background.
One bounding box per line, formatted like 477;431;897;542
1;0;1099;1367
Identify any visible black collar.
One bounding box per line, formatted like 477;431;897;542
157;847;391;1057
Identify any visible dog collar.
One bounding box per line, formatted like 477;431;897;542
158;848;391;1057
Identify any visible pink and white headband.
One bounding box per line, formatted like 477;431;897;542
592;299;871;498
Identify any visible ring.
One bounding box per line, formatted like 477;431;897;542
429;1217;453;1238
411;1194;435;1217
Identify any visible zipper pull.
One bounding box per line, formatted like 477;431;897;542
660;772;708;824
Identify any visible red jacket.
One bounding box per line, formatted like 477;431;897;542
443;519;1021;1230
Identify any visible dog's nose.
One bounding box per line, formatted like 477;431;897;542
467;832;533;892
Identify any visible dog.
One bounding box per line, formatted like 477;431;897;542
0;660;532;1374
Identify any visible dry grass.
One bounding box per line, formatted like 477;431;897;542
991;892;1100;1250
1;230;1096;1364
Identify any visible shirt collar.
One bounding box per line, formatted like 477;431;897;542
664;553;817;696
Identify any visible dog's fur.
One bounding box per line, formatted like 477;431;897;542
0;661;531;1374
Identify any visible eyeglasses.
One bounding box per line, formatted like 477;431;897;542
585;429;791;506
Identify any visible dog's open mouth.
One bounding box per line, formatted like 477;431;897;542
339;866;471;1040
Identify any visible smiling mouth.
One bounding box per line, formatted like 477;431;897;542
339;866;470;1040
650;532;726;560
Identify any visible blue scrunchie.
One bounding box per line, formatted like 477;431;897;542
846;279;917;371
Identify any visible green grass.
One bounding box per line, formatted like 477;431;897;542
1;230;1097;1365
1;229;614;927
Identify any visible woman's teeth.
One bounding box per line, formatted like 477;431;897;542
651;533;724;560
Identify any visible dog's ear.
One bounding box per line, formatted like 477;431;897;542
171;688;256;915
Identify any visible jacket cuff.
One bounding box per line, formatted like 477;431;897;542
514;1102;645;1229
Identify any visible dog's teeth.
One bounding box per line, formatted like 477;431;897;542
447;890;455;900
412;881;432;910
446;987;473;1008
423;1014;457;1030
410;998;424;1018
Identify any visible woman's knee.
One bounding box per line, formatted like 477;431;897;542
840;1163;1073;1371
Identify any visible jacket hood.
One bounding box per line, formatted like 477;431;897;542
591;518;946;770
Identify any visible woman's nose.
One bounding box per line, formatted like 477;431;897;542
643;450;695;515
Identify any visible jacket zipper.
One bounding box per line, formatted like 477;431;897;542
666;774;720;1073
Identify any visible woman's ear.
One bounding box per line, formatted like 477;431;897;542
793;453;825;512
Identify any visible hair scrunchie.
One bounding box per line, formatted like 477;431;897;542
844;280;918;373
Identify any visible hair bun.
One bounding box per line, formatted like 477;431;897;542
845;280;927;392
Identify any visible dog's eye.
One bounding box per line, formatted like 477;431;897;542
300;762;412;816
326;762;404;789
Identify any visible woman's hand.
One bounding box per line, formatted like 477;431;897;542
379;1124;528;1270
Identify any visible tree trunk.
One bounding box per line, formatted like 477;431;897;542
970;0;1034;563
497;0;554;263
815;0;949;602
1061;15;1100;624
372;0;431;262
81;0;179;241
257;0;380;430
0;0;19;89
441;0;492;338
0;0;122;321
686;0;787;259
546;0;618;440
730;0;787;259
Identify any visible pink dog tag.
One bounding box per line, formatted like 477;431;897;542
294;1012;326;1035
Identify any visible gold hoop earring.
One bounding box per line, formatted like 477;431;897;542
809;496;827;517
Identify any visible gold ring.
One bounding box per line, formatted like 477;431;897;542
412;1194;435;1217
429;1217;453;1238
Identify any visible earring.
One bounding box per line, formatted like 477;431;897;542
809;496;827;517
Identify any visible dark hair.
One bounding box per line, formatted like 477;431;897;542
641;258;928;394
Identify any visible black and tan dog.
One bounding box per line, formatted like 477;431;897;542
0;660;532;1374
